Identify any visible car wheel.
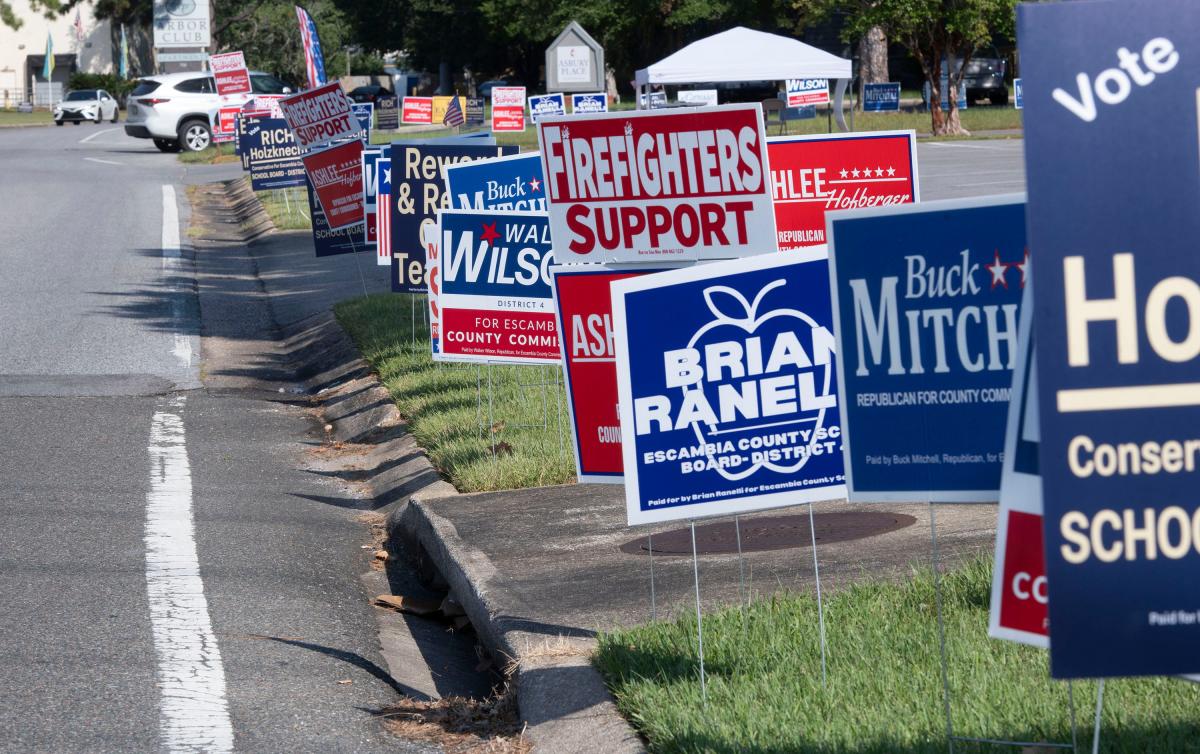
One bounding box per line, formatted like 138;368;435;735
94;111;102;124
989;89;1009;106
73;121;81;126
154;138;181;153
177;119;212;152
110;108;119;123
55;120;63;127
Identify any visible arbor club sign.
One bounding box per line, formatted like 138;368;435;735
767;131;918;250
280;83;362;150
537;105;776;263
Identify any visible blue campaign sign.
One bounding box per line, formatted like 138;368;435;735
444;152;546;212
351;102;373;140
238;116;305;190
305;175;364;257
1021;0;1200;679
1013;78;1023;110
571;93;608;114
612;251;847;525
826;196;1027;502
782;105;817;121
361;146;384;251
864;82;901;113
528;93;566;124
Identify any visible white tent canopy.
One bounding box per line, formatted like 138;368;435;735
634;27;851;87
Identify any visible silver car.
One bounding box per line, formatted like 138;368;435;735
123;71;293;152
54;89;120;125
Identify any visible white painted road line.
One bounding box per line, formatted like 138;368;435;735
79;127;119;144
924;141;1016;151
145;396;235;754
83;156;124;166
161;185;193;369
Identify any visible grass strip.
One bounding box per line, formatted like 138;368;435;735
334;293;576;492
0;109;54;126
595;557;1200;753
255;188;312;230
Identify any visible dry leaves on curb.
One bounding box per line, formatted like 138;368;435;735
382;685;530;754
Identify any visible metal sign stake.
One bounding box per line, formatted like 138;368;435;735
808;502;828;689
690;520;707;706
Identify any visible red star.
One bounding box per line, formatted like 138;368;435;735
1013;249;1030;288
480;222;500;246
986;249;1010;289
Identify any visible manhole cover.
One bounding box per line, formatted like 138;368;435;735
619;512;917;556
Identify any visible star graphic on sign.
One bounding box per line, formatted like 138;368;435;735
862;166;873;177
850;168;860;178
886;166;896;176
529;177;542;192
384;168;391;184
1013;249;1030;288
839;168;849;179
480;222;500;246
986;249;1010;289
874;167;884;177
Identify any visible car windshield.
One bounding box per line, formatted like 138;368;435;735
65;91;97;101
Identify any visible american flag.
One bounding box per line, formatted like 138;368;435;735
442;95;465;127
376;157;392;266
73;9;84;42
294;5;327;90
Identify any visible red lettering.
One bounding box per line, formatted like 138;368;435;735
647;205;671;247
699;203;729;246
674;204;700;247
725;200;753;244
567;204;595;255
597;207;620;250
619;206;646;245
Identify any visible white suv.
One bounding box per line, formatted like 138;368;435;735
124;71;293;152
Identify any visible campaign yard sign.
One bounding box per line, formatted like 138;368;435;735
280;82;362;151
571;93;608;114
767;131;918;251
351;102;374;141
444;152;547;213
305;175;364;257
529;93;566;124
402;97;434;124
464;97;486;126
361;146;384;249
389;142;518;293
376;157;391;266
863;83;901;113
239;117;305;190
612;250;846;524
1013;79;1023;110
213;105;240;143
492;87;527;132
553;266;671;483
302;139;366;231
988;285;1049;648
786;79;829;107
638;91;667;109
677;90;718;107
826;196;1027;502
435;210;559;365
537;105;776;264
1021;0;1200;679
210;51;251;97
377;95;400;129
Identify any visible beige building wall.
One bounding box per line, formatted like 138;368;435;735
0;0;113;105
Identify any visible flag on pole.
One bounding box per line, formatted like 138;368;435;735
119;25;129;79
294;5;328;90
442;95;465;127
42;33;54;80
376;158;392;266
73;9;84;42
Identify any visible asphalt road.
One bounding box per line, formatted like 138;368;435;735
0;124;426;752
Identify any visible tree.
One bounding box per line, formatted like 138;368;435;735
1;0;67;29
837;0;1016;135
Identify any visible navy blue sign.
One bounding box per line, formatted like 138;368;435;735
444;153;546;212
238;116;305;190
464;97;486;126
376;96;399;129
783;105;817;121
826;197;1026;502
864;82;901;113
612;251;847;525
1022;0;1200;679
351;102;373;141
305;175;364;257
1014;78;1023;110
528;93;566;123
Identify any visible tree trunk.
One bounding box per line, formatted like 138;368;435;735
928;56;946;136
942;56;970;137
857;26;888;109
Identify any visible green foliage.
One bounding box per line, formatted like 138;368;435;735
596;557;1200;753
68;72;136;99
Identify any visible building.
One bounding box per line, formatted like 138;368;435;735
0;0;114;106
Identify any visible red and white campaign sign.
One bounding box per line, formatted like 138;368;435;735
552;266;669;483
213;105;240;143
302;139;366;231
210;51;252;97
402;97;433;124
989;287;1048;648
491;87;526;132
538;104;776;263
769;130;918;250
242;95;286;118
280;82;362;151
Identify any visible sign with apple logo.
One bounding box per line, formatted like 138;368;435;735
611;250;847;525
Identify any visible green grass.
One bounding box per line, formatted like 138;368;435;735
595;558;1200;753
0;109;53;126
177;141;241;164
255;188;312;230
334;293;576;492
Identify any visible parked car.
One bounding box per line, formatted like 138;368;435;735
477;79;521;98
348;84;394;104
123;71;293;152
961;52;1008;105
54;89;119;125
